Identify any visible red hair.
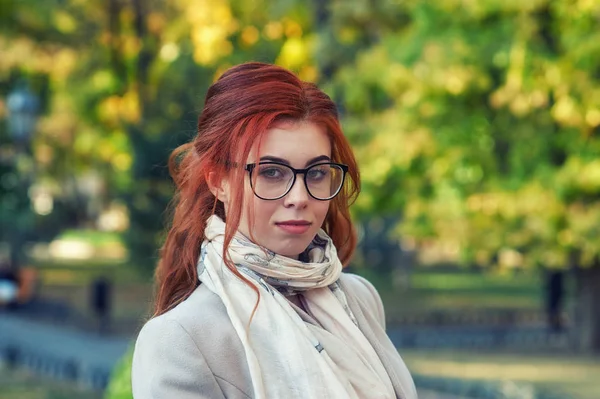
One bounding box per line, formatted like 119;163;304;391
154;62;360;316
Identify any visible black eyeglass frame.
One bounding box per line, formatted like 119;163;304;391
244;161;349;201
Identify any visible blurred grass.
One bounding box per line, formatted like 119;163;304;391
354;267;575;321
57;230;124;246
34;260;147;285
0;366;101;399
401;349;600;399
29;265;559;331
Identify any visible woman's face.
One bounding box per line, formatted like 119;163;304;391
228;121;333;259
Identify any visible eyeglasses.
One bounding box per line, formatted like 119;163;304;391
245;161;349;201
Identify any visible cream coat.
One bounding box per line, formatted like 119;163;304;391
132;273;417;398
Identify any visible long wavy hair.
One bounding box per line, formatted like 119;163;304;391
154;62;361;316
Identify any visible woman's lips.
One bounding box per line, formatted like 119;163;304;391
275;221;312;235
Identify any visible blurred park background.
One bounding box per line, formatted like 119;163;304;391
1;0;600;398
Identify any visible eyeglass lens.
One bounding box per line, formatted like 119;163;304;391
252;163;344;200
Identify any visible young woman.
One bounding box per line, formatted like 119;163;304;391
132;62;418;399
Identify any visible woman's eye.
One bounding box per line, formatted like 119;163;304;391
259;167;284;179
308;168;328;181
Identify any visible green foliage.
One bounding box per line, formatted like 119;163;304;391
104;347;134;399
2;0;600;274
0;0;320;273
329;0;600;270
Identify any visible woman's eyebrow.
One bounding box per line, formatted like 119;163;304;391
258;155;331;166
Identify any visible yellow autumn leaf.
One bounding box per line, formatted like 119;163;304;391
276;37;309;69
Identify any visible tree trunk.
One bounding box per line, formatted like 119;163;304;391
108;0;127;85
572;265;600;353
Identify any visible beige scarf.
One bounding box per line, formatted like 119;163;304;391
198;215;411;398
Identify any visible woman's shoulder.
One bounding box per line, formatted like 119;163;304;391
133;284;253;396
132;285;253;398
137;284;234;343
338;272;383;307
338;272;386;329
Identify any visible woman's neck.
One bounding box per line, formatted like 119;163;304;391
287;293;306;312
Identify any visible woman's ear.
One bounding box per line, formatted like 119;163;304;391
207;171;230;206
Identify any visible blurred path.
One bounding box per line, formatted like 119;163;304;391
418;389;466;399
0;312;131;390
388;324;570;350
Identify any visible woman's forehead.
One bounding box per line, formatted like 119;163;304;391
248;121;331;165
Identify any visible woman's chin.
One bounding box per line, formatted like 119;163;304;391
272;248;302;260
268;243;308;260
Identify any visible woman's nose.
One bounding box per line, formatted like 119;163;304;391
283;177;309;208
